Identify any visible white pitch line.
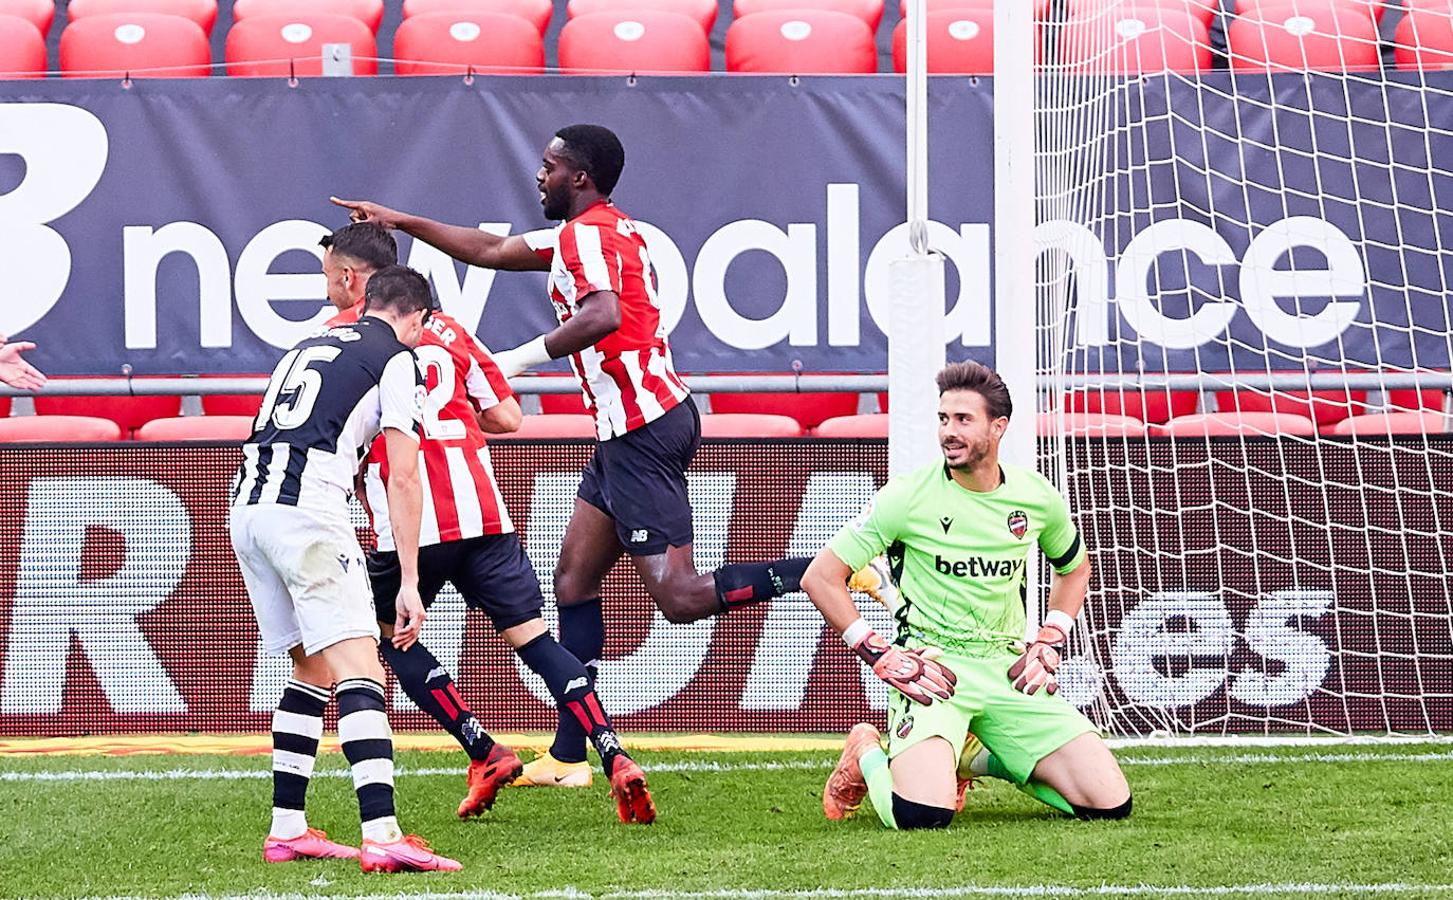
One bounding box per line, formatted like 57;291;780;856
69;882;1453;900
5;749;1453;783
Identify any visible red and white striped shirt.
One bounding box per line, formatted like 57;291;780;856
523;200;690;440
330;302;516;550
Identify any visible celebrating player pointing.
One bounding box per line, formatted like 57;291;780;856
807;361;1131;830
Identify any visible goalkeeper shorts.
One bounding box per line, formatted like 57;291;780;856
886;649;1097;785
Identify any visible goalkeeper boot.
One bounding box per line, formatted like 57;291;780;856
359;834;462;873
954;731;985;814
263;828;360;863
823;722;881;821
512;751;593;788
847;556;896;609
609;757;657;824
458;742;525;819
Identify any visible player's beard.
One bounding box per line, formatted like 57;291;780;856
943;435;991;472
542;183;571;221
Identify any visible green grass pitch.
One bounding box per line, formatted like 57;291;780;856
1;743;1450;899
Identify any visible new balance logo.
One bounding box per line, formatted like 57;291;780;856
939;516;953;534
565;677;589;693
425;667;447;682
630;529;649;543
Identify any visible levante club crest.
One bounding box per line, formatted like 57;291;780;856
1008;510;1029;540
896;715;914;739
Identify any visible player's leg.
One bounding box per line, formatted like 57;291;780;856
968;654;1130;820
286;519;459;872
369;543;511;790
231;506;357;862
526;492;624;780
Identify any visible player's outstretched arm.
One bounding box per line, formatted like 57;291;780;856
491;290;622;378
0;338;46;391
382;426;426;651
802;548;957;706
330;196;548;272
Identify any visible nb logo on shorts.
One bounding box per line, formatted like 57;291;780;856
630;529;649;543
565;677;589;693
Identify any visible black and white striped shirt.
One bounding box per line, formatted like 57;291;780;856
233;316;424;513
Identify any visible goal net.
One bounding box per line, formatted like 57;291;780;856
1029;0;1453;737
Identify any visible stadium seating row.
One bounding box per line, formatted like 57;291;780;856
2;0;1451;78
1;408;1446;442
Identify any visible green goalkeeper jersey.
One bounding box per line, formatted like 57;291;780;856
829;460;1086;651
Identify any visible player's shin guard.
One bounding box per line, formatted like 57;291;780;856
552;598;604;764
381;641;495;762
337;678;401;844
712;557;811;612
517;633;628;777
270;679;330;840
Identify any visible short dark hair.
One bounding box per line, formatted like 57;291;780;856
936;360;1013;420
555;124;625;196
319;222;397;271
362;265;436;317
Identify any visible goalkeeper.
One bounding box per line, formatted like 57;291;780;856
805;360;1131;830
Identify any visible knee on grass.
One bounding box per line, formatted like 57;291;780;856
891;794;955;830
1072;795;1132;821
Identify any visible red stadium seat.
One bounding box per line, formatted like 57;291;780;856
1326;411;1447;436
233;0;384;33
60;13;210;77
1227;0;1381;72
1037;412;1148;438
495;414;597;438
1215;388;1367;425
560;10;709;73
0;415;124;442
1153;411;1318;437
0;0;52;36
198;374;264;416
1059;4;1213;73
402;0;551;36
892;8;994;74
1395;5;1453;71
0;396;10;417
1237;0;1385;23
1068;387;1199;424
226;13;377;76
569;0;716;33
814;413;887;437
727;9;877;73
0;14;45;76
737;0;885;32
709;389;859;430
1385;387;1445;412
537;383;589;414
395;11;544;74
698;413;805;437
900;0;1051;19
34;382;183;436
67;0;217;36
136;415;254;441
1071;0;1219;26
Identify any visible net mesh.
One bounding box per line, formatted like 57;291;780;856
1033;0;1453;735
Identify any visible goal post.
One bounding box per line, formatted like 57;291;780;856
1025;0;1453;738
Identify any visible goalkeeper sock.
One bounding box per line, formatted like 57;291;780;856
980;752;1075;816
270;678;329;840
712;557;811;613
517;633;628;778
381;641;494;762
859;745;899;829
552;598;604;764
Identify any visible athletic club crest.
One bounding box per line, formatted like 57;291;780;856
896;715;914;739
1008;510;1029;540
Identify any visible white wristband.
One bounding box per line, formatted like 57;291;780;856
1044;609;1076;636
841;617;873;648
511;334;553;368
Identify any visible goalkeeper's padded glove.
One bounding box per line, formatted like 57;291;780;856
1008;613;1074;695
843;620;957;705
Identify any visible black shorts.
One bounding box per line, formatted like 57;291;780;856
368;533;543;632
577;397;701;556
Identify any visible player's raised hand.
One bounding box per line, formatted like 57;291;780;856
330;196;405;230
392;582;426;651
0;339;46;391
1008;622;1068;695
849;629;957;705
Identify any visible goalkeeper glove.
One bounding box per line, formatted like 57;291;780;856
1008;610;1075;695
842;619;956;705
